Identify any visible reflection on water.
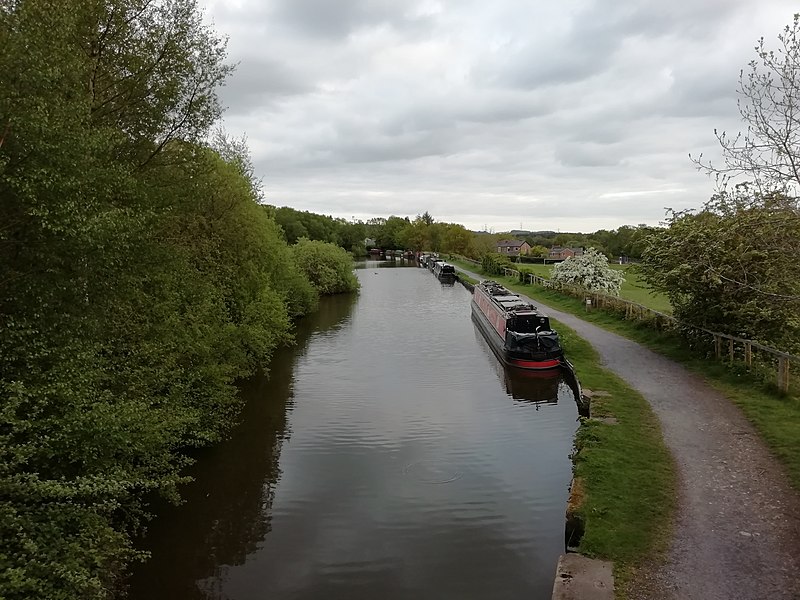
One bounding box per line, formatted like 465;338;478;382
354;258;418;269
127;294;357;600
127;267;578;600
472;325;572;405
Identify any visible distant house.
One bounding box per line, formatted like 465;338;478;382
496;239;531;256
548;246;584;260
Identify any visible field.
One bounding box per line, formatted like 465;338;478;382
512;262;672;314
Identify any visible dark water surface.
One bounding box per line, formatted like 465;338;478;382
128;262;579;600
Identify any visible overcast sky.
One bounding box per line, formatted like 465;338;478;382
199;0;796;232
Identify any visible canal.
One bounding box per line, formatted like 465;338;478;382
127;261;579;600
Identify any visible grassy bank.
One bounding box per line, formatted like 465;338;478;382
456;259;672;313
453;257;800;493
454;269;477;285
554;317;676;592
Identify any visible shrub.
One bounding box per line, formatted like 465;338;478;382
481;253;512;275
291;239;360;295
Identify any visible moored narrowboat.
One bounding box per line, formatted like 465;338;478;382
471;280;564;370
433;261;456;279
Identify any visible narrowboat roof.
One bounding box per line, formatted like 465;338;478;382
477;280;543;315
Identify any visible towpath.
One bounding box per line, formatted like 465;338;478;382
457;269;800;599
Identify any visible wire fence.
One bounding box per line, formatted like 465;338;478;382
493;266;798;394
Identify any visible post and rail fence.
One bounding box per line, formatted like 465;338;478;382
490;266;798;394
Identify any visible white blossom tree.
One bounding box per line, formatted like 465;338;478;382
550;248;625;295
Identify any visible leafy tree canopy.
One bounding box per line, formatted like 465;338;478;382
0;1;345;598
292;239;360;295
639;189;800;351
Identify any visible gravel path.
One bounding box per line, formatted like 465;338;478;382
458;272;800;599
541;303;800;600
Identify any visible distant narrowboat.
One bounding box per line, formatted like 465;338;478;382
433;261;456;279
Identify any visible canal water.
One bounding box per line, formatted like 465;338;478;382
127;261;579;600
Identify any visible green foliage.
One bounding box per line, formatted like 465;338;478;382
398;217;429;250
441;223;473;255
373;216;410;249
481;252;512;275
292;239;360;295
527;244;549;258
639;191;800;352
0;2;328;598
269;206;366;254
658;13;800;353
578;225;649;259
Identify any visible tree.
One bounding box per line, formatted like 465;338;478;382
692;13;800;197
639;15;800;352
527;244;549;258
211;128;263;201
374;216;409;249
639;190;800;351
441;223;472;255
550;248;624;295
399;217;429;251
291;239;360;295
84;0;232;167
468;231;501;258
0;2;328;598
419;211;434;225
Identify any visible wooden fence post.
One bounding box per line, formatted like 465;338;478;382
777;357;790;393
714;335;722;359
744;343;752;369
729;338;735;364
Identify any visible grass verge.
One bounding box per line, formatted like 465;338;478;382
554;317;676;594
454;270;477;285
449;257;672;313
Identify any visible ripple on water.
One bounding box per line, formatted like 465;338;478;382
128;266;579;600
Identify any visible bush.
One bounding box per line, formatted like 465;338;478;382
291;239;360;295
481;253;512;275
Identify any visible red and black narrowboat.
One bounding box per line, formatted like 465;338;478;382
471;280;564;370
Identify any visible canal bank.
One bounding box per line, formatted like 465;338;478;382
454;265;800;600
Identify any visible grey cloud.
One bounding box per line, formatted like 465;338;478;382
316;128;451;164
477;0;753;91
271;0;431;39
554;143;623;168
474;32;616;90
220;57;315;115
381;93;555;137
200;0;796;231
